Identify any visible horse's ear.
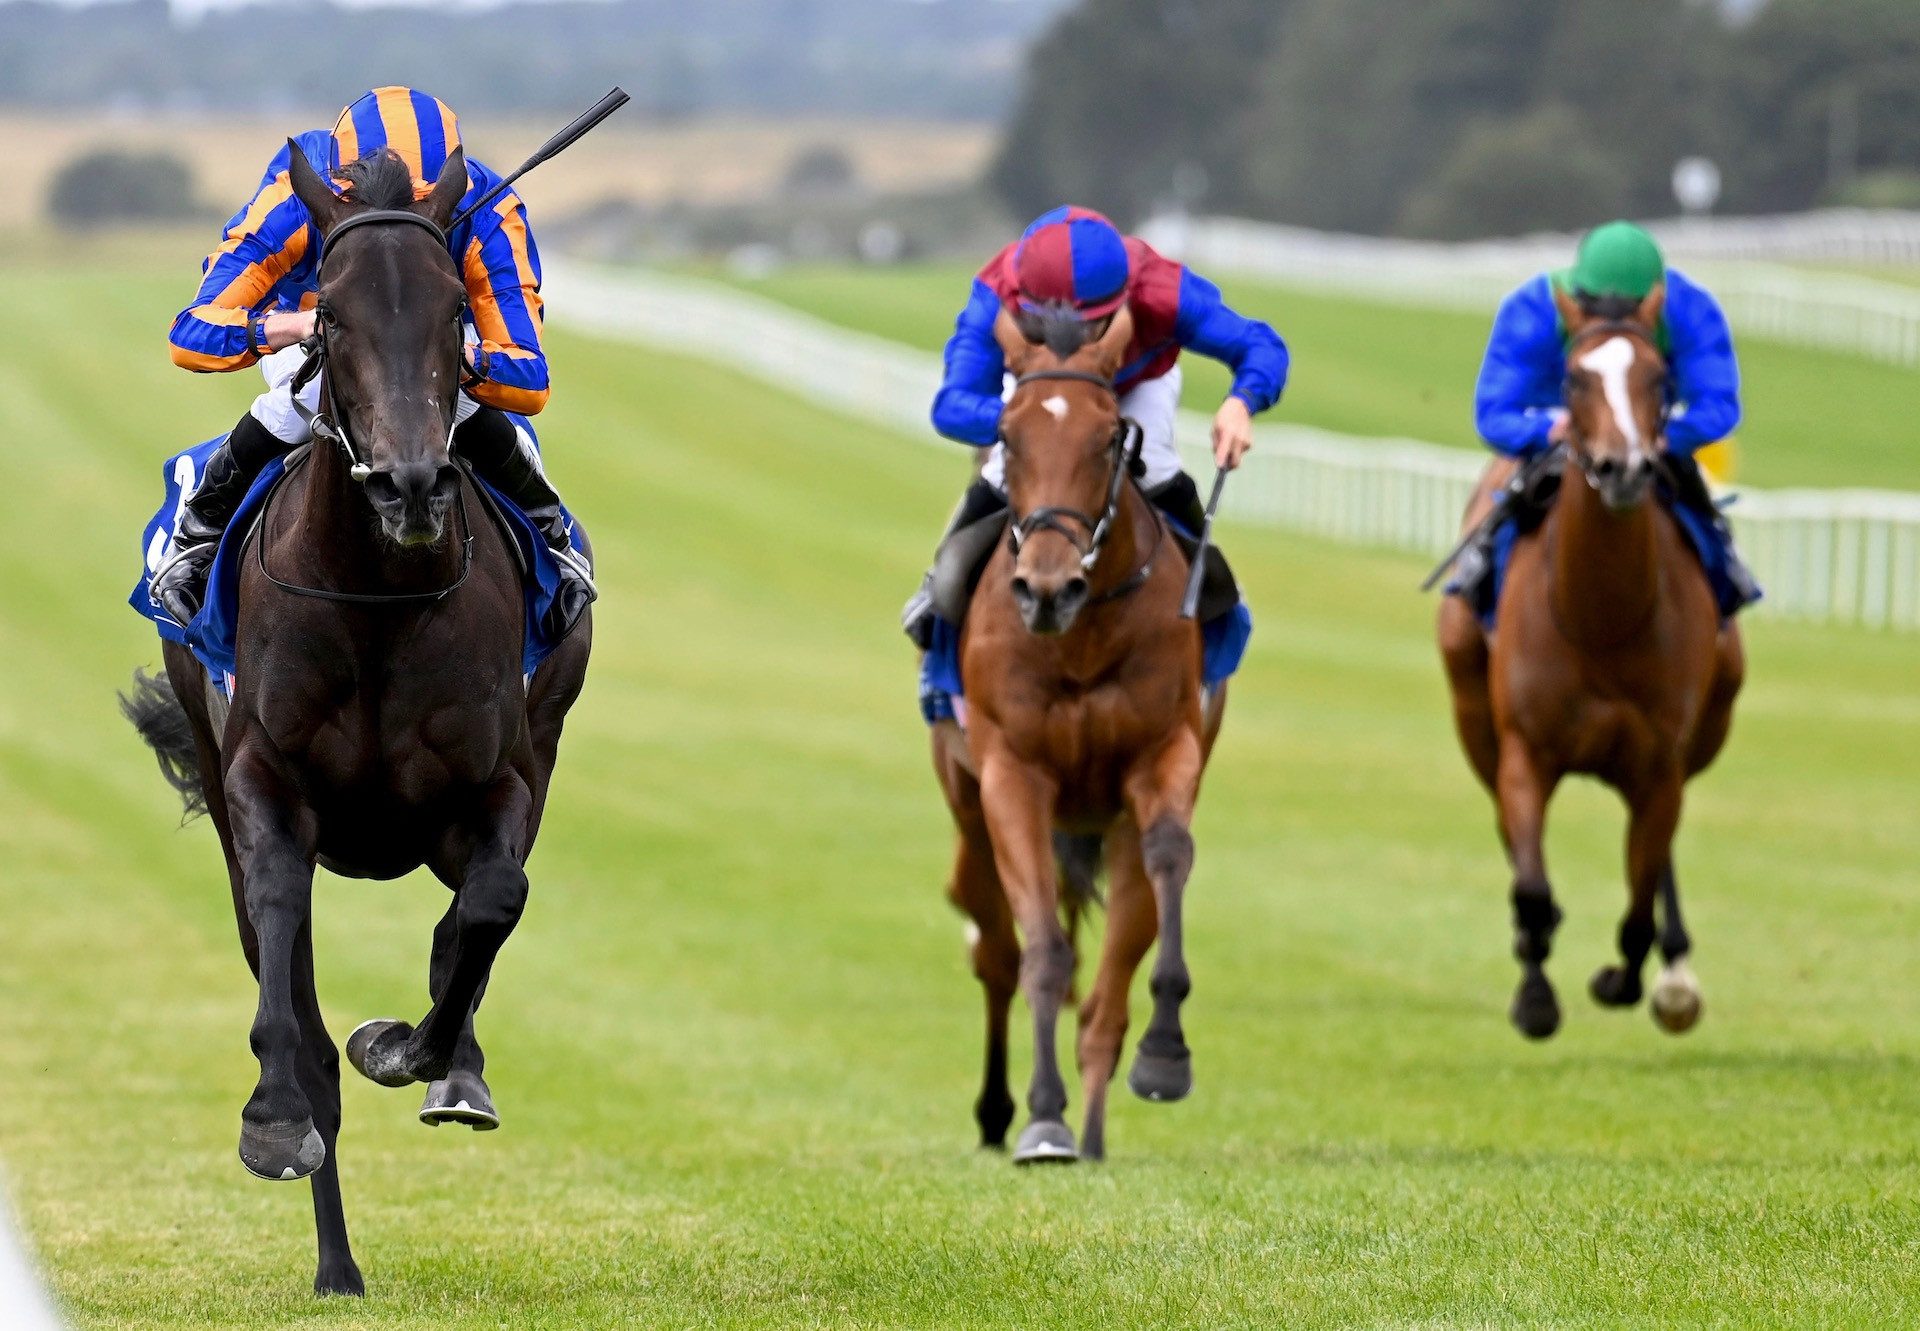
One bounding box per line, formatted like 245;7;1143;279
1635;280;1667;330
1552;282;1587;338
285;139;350;237
417;147;468;232
994;307;1035;375
1086;304;1134;378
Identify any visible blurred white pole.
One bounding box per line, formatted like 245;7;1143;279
0;1187;62;1331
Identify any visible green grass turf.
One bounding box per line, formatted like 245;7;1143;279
703;261;1920;493
2;245;1919;1329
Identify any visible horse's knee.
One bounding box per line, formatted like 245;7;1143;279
1140;817;1193;887
1019;933;1074;1000
458;861;528;939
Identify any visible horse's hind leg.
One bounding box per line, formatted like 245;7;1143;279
1438;597;1498;790
947;829;1018;1149
1590;775;1681;1015
1076;818;1156;1162
1497;736;1564;1040
1122;729;1205;1103
418;896;500;1130
291;923;362;1296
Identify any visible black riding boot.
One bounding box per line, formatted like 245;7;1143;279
901;476;1007;648
454;407;597;641
1666;452;1762;609
149;412;291;627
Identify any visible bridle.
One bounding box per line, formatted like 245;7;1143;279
266;206;475;605
1561;318;1675;494
1003;369;1163;605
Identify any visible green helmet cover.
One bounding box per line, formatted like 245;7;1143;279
1563;220;1666;301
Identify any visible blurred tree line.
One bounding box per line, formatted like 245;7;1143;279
991;0;1920;235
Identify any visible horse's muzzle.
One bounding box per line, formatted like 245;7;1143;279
365;461;461;546
1588;454;1655;512
1011;573;1089;636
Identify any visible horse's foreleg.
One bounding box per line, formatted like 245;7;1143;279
977;750;1076;1164
1497;735;1563;1040
1122;729;1204;1104
226;746;325;1181
348;773;533;1089
1076;817;1156;1162
290;921;361;1296
1591;774;1682;1014
417;897;500;1130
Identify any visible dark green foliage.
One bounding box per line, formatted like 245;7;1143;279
995;0;1920;236
47;148;198;225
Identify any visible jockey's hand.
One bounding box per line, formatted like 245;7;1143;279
1548;410;1572;445
1212;397;1254;470
262;309;318;351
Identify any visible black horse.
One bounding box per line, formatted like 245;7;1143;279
124;143;591;1296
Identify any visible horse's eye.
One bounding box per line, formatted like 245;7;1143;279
317;305;338;329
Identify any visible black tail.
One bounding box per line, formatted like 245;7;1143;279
120;668;206;821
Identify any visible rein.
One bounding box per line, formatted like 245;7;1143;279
253;453;477;606
1004;369;1163;605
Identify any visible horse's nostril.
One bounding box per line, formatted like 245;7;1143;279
1593;457;1620;477
1060;577;1089;606
1010;577;1034;604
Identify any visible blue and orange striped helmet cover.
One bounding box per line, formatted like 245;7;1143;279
329;87;464;198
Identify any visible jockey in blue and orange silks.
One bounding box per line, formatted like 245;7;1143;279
150;86;594;636
1457;219;1760;622
902;206;1289;718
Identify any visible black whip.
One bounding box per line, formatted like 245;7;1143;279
452;87;630;229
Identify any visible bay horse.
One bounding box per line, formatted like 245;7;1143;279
930;303;1228;1163
123;144;591;1294
1437;285;1743;1042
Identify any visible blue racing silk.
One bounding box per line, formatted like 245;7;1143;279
1474;269;1740;458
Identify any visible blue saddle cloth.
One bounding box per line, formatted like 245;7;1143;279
1456;489;1755;631
130;431;582;686
919;513;1253;726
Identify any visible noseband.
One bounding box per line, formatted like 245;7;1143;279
1003;369;1162;603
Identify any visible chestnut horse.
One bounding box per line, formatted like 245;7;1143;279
1438;285;1743;1041
123;145;590;1294
930;304;1227;1163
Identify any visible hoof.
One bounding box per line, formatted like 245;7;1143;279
346;1019;417;1088
1012;1119;1078;1165
238;1118;325;1182
1127;1048;1193;1103
420;1070;500;1131
314;1260;365;1298
1588;964;1644;1009
1510;974;1561;1040
1651;959;1703;1034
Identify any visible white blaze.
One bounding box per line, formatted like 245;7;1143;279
1577;336;1645;459
1041;395;1069;422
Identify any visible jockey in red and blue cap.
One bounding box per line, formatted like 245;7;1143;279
151;87;593;637
903;206;1289;717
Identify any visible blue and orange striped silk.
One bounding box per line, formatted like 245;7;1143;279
168;88;549;414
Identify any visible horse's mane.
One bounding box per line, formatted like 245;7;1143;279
333;148;418;210
1576;292;1644;322
1014;301;1108;361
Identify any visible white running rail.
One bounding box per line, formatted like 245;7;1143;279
546;262;1920;630
1138;213;1920;369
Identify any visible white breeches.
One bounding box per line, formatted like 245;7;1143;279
249;341;483;444
980;365;1184;493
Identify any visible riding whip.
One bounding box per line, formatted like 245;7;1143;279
451;87;631;229
1180;466;1231;620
